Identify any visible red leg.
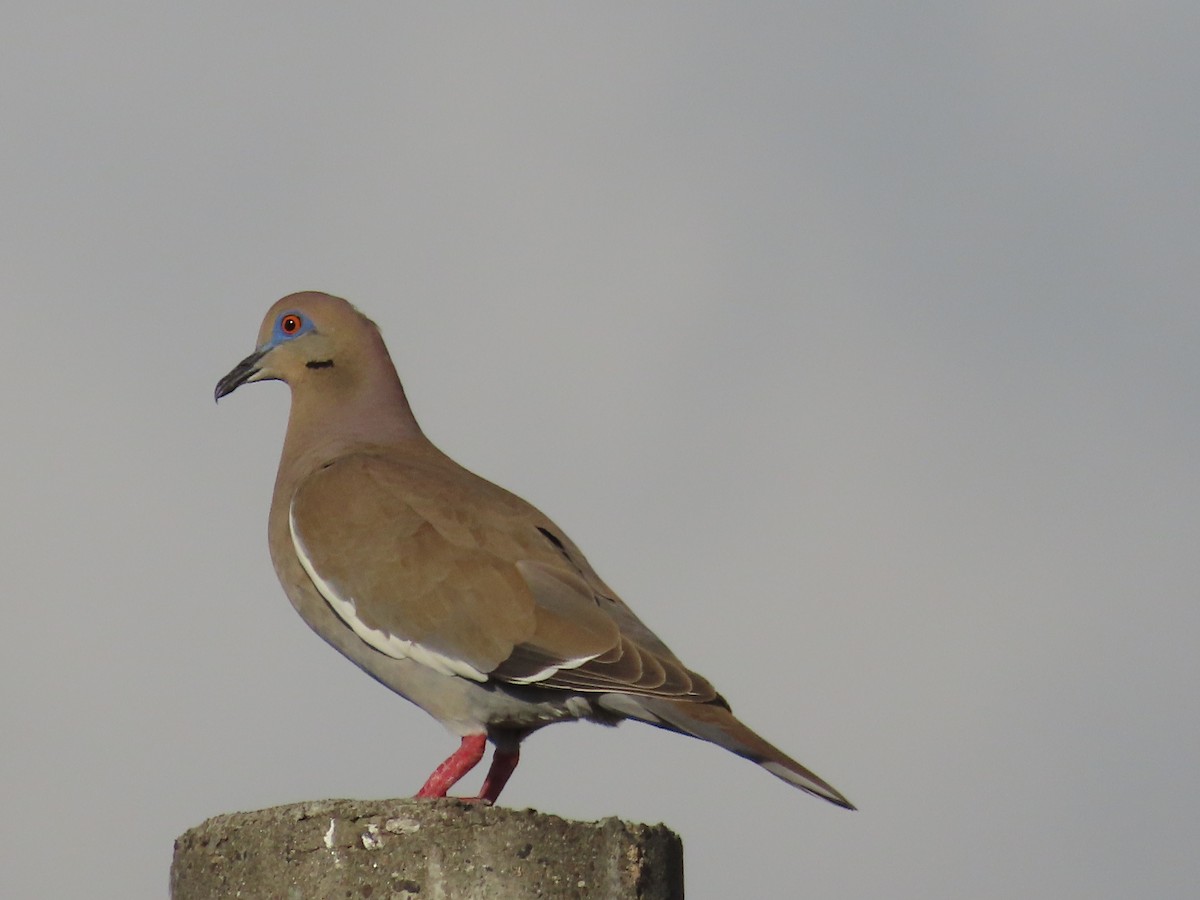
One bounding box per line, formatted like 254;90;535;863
415;734;487;798
478;747;520;805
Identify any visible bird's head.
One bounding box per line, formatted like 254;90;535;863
215;291;385;401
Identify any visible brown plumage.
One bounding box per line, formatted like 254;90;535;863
216;291;853;809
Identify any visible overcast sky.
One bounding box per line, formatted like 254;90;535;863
3;4;1198;898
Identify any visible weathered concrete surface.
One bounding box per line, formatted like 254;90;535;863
171;798;683;899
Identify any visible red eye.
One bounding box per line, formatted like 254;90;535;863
281;314;302;335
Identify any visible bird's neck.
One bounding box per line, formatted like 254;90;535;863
276;363;428;491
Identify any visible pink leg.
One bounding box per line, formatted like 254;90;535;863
478;747;520;805
415;734;487;798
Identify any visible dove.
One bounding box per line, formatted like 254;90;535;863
216;291;852;808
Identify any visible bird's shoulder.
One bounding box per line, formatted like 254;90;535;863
292;444;576;566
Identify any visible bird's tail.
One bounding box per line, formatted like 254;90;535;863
606;694;855;809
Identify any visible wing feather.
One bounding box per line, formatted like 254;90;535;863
291;449;718;703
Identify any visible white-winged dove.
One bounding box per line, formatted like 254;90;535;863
216;292;853;809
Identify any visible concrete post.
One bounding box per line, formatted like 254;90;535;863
171;798;683;899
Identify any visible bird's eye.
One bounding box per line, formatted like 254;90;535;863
280;313;303;335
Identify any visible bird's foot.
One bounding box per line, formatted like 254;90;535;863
415;734;487;798
414;736;520;805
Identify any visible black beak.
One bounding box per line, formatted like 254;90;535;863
215;348;267;402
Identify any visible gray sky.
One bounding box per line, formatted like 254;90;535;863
3;4;1198;898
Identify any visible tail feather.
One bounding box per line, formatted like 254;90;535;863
602;694;855;809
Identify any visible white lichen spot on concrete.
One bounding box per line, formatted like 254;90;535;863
362;823;384;850
323;818;344;869
385;816;421;835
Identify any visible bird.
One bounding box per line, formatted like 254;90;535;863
215;291;853;809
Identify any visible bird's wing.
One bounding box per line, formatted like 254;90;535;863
288;450;717;701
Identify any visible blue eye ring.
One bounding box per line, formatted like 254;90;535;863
273;311;314;342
